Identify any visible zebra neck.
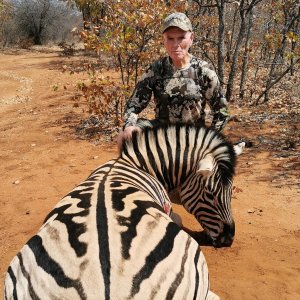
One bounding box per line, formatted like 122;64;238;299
118;154;193;192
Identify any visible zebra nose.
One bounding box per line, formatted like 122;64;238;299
212;222;235;248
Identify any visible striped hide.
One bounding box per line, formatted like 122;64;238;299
121;124;244;247
4;125;229;300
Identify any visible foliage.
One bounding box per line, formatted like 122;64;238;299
187;0;299;104
0;1;14;46
62;0;105;22
0;0;8;12
0;0;80;46
0;1;12;27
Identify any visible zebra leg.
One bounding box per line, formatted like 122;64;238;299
168;188;181;204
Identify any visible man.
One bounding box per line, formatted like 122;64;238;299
122;12;229;139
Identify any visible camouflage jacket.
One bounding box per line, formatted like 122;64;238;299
124;56;229;131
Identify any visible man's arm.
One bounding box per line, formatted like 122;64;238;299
124;68;154;128
210;88;229;132
202;67;229;132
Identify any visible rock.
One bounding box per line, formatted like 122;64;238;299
247;208;263;214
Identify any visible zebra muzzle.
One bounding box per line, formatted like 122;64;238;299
211;222;235;248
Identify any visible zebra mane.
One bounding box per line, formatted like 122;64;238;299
121;124;236;189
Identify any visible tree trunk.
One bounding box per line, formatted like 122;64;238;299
263;3;300;102
225;0;264;102
216;0;226;86
82;5;91;22
226;3;239;62
290;40;296;76
239;8;254;100
225;0;247;102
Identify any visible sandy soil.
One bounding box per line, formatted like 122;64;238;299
0;49;299;300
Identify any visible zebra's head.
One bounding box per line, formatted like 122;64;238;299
180;138;245;248
121;124;244;248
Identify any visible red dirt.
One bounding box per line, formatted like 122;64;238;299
0;49;299;299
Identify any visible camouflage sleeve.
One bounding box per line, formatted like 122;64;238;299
123;68;155;127
202;66;229;132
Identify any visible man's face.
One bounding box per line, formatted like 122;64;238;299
163;27;194;64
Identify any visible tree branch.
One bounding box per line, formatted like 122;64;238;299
255;57;300;105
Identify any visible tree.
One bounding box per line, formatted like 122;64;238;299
256;0;300;104
10;0;79;45
0;1;15;46
61;0;105;23
225;0;263;102
239;6;255;99
189;0;299;104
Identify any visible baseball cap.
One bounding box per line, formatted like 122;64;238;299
162;12;193;33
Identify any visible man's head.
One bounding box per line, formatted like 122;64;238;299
162;12;193;33
162;13;194;64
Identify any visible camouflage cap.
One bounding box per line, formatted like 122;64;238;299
162;12;193;33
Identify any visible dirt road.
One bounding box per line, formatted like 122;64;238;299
0;49;299;299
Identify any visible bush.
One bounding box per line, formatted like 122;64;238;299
0;0;81;46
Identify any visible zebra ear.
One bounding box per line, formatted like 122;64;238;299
197;154;214;177
233;142;245;156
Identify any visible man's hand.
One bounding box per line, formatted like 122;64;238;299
117;126;141;153
122;125;141;140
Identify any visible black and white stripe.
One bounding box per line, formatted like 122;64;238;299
122;124;244;247
4;124;243;299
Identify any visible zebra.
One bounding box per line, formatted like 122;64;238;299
122;124;244;247
4;124;243;300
